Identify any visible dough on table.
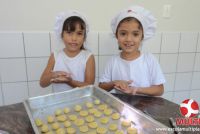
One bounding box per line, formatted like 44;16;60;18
94;99;100;105
63;120;71;128
121;120;131;127
66;127;76;134
63;107;70;114
108;123;118;131
115;130;124;134
94;111;102;118
41;124;49;133
111;112;120;120
74;105;82;112
51;122;60;130
47;115;55;123
56;128;66;134
55;109;62;116
79;110;88;117
56;114;67;122
88;121;98;129
96;127;107;134
86;102;93;108
98;104;107;111
68;114;77;121
35;118;43;127
74;118;85;126
85;115;95;122
127;127;137;134
100;117;109;124
89;108;98;114
79;125;89;133
103;108;113;116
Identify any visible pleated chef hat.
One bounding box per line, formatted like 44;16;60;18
111;5;157;40
54;10;89;41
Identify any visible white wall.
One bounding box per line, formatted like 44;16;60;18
0;0;200;31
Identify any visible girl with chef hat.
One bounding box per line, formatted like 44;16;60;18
99;6;165;96
40;10;95;92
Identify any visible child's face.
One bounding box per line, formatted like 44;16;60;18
62;24;85;52
116;19;143;54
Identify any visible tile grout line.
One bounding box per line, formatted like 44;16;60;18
0;71;5;105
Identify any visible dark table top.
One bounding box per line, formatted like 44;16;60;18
0;94;197;134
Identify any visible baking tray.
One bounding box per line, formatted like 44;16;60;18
24;85;172;134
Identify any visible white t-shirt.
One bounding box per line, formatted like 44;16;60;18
52;49;92;92
99;53;165;92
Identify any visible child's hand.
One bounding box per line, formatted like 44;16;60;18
113;80;132;91
50;71;72;83
119;86;138;95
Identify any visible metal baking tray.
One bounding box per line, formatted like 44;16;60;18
24;85;172;134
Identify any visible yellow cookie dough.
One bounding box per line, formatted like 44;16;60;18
68;114;77;121
121;120;131;127
88;122;98;129
55;109;62;116
86;102;93;108
74;105;82;112
89;108;98;114
96;127;107;134
100;117;109;124
66;127;76;134
45;131;53;134
127;127;138;134
41;124;49;133
109;124;118;131
94;99;100;105
56;115;67;122
79;125;89;133
94;111;102;118
79;110;88;117
47;115;55;123
111;113;120;120
74;119;85;126
63;120;71;128
35;118;43;127
63;107;70;114
103;108;113;116
98;104;107;111
51;122;60;130
56;128;66;134
86;115;95;123
115;130;124;134
87;131;97;134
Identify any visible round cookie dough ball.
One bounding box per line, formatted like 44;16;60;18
121;120;131;127
98;104;107;111
35;118;43;127
103;108;113;116
109;124;118;131
96;127;107;134
74;105;82;112
100;117;109;124
86;102;93;108
111;112;120;120
68;114;77;121
63;120;71;128
51;122;60;130
66;127;76;134
74;118;85;126
41;124;49;133
56;115;67;122
86;115;95;123
127;127;137;134
94;99;100;105
89;108;98;114
115;130;124;134
88;122;98;129
56;128;66;134
79;125;89;133
94;111;102;118
63;107;70;114
79;110;88;117
55;109;62;116
47;115;55;123
87;131;97;134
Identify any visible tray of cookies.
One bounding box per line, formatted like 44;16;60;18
24;85;171;134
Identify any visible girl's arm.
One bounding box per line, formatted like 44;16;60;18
67;55;95;87
136;84;164;96
99;82;115;91
40;53;55;88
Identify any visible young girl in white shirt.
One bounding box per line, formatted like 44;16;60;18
40;11;95;92
99;6;165;96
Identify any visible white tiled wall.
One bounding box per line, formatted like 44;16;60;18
0;31;200;106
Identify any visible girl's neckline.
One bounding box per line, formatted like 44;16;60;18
62;49;83;59
120;51;141;61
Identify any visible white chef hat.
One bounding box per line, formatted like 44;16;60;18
111;5;157;40
54;10;89;41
